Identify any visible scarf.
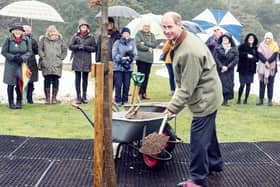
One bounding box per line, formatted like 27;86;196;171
79;30;89;38
14;36;23;44
222;43;231;54
257;40;279;84
162;30;187;64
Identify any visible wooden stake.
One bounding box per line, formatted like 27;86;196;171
94;63;104;187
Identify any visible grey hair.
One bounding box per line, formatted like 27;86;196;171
23;25;31;32
163;11;182;25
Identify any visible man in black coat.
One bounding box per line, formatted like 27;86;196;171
23;25;39;104
95;17;121;62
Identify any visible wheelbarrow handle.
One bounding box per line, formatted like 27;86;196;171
158;114;169;135
71;103;94;128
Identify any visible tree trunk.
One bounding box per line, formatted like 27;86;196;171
100;1;117;187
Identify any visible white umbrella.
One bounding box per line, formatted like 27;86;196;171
126;13;165;40
0;0;64;22
95;5;139;18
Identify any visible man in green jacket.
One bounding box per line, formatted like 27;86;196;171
162;12;224;187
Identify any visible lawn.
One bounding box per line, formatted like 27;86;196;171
0;64;279;143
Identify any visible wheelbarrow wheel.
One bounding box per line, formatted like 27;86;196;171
142;123;176;169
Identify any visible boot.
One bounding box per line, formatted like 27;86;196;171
82;93;88;104
15;86;22;109
76;94;82;104
27;84;34;104
236;98;241;104
7;86;16;109
256;99;263;106
44;88;51;104
268;99;272;106
15;99;22;109
222;99;229;106
51;88;58;104
243;95;248;104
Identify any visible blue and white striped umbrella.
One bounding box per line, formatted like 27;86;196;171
192;9;242;44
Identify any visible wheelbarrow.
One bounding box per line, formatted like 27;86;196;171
72;103;178;169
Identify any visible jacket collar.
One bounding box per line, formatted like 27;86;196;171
170;30;187;49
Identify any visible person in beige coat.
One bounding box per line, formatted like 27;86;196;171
38;25;67;104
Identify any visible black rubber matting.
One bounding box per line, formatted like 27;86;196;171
0;135;279;187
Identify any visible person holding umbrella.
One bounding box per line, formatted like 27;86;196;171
162;12;224;187
1;23;32;109
23;25;39;104
135;21;157;100
69;18;96;104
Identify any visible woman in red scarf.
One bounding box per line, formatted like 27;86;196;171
1;23;32;109
69;19;96;104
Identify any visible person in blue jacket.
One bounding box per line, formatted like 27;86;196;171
112;27;137;106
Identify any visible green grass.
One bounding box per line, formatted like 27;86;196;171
0;64;279;143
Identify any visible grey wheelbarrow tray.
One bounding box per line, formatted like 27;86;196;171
112;111;166;143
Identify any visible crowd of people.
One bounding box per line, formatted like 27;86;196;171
2;17;277;110
0;17;157;109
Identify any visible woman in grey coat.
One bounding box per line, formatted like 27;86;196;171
135;23;157;100
38;25;67;104
69;19;96;104
1;23;32;109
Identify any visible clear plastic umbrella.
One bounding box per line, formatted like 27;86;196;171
0;0;64;22
95;5;139;18
126;13;165;40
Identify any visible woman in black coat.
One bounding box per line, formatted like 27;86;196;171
237;33;258;104
69;19;96;104
213;32;239;106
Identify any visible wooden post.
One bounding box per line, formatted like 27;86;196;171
94;63;104;187
89;0;117;186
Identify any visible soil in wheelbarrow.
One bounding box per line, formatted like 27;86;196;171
114;111;164;120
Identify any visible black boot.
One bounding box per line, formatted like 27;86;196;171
44;88;51;104
256;99;263;106
16;99;22;109
82;93;88;104
27;83;34;104
15;86;22;109
236;98;241;104
243;94;249;104
76;94;82;104
268;99;272;106
7;85;16;109
222;99;229;106
51;88;58;104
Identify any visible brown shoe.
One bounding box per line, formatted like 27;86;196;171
142;94;150;100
